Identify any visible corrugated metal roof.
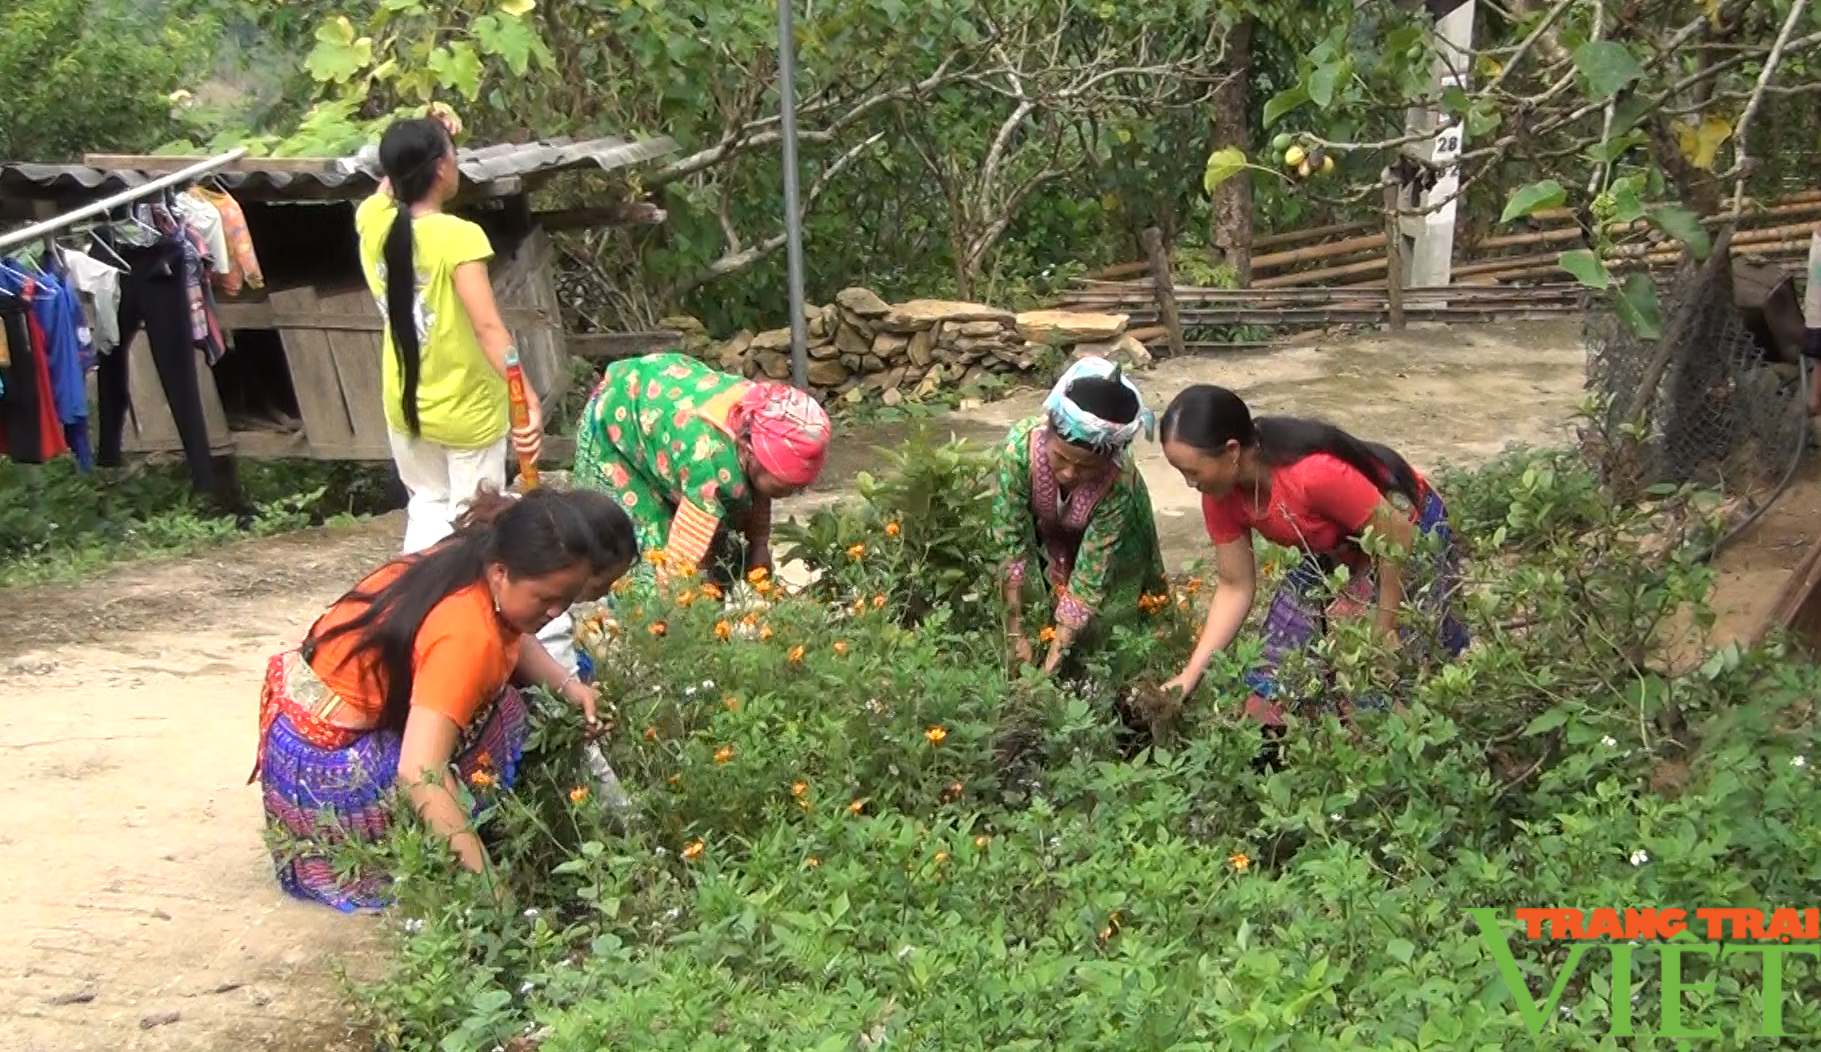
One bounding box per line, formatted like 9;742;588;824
0;134;679;201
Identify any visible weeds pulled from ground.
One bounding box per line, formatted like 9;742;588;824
339;435;1821;1051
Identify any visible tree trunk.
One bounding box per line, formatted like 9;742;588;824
1208;16;1255;286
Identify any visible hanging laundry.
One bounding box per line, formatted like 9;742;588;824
101;237;215;495
0;288;71;465
176;191;231;282
0;263;88;466
59;245;122;357
192;186;264;292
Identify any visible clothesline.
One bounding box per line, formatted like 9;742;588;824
0;147;248;256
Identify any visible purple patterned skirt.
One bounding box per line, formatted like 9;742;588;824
1242;488;1470;725
256;653;530;913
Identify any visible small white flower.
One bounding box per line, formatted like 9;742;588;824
701;679;715;690
1793;755;1808;769
683;685;697;697
1630;849;1650;866
518;980;535;995
402;918;424;933
1329;813;1341;821
1601;735;1618;748
665;907;682;920
523;907;540;919
655;846;668;857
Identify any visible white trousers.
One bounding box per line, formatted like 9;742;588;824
388;430;509;554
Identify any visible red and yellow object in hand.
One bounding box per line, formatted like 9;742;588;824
504;346;539;490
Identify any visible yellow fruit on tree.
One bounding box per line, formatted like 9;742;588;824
1321;155;1335;175
1284;144;1307;168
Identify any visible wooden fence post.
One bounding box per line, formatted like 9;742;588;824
1141;227;1187;358
1383;178;1407;331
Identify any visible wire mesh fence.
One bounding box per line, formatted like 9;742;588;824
1582;257;1808;500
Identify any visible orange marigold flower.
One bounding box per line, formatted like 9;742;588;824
470;770;496;789
675;564;698;579
846;543;867;560
476;751;493;769
677;589;696;607
1230;852;1251;872
699;582;723;599
714;619;732;641
643;549;667;565
833;640;849;655
644;726;658;741
791;780;809;797
682;840;705;861
714;745;736;764
925;726;948;745
668;774;682;786
788;645;806;663
756;579;774;596
1039;626;1057;644
872;594;887;608
805;855;820;868
884;521;901;536
850;599;866;615
724;695;740;711
569;786;589;804
747;566;769;584
740;613;759;628
649;621;668;637
849;798;867;814
760;625;774;641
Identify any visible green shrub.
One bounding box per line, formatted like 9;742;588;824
342;440;1821;1051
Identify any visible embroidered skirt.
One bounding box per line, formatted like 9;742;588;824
1242;487;1470;725
252;650;530;913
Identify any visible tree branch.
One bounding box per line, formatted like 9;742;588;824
1725;0;1810;220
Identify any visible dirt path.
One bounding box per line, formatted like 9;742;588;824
8;316;1803;1052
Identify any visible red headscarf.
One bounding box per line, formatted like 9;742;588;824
730;382;832;488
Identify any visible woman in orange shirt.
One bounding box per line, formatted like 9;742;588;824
250;486;636;912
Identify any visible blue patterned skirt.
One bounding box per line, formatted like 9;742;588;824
253;650;530;913
1242;488;1470;725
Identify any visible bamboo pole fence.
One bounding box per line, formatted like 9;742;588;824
1059;191;1820;348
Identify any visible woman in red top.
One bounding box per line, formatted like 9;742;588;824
251;485;637;912
1157;385;1468;723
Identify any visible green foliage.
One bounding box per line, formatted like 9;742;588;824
338;443;1821;1050
0;0;214;161
0;459;391;585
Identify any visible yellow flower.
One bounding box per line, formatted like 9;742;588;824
674;564;698;579
649;621;668;637
644;549;668;566
714;745;736;764
846;543;867;560
569;786;589;804
925;726;948;745
974;835;990;849
805;855;820;868
872;594;887;608
682;840;705;861
724;694;741;711
714;619;732;641
884;521;901;536
934;851;950;864
677;589;696;607
833;640;849;655
747;566;769;584
849;798;867;815
1230;852;1251;872
788;645;806;663
791;780;809;797
1039;626;1057;644
850;598;866;615
760;624;775;641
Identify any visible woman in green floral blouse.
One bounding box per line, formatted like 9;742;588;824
571;352;832;586
989;356;1169;674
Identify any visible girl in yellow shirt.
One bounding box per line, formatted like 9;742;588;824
357;113;544;553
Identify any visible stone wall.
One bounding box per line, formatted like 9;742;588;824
702;288;1152;404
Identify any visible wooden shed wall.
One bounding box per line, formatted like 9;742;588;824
117;223;568;461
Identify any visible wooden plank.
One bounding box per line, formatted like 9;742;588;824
1754;533;1821;652
568;330;686;361
319;287;394;455
215;301;556;332
108;337;234;456
81;154;341;174
270;286;359;453
490;228;566;405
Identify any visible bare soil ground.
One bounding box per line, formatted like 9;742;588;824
2;317;1809;1052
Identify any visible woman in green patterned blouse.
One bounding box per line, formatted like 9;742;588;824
989;356;1169;674
571;352;832;586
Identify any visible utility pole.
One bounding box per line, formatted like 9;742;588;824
776;0;810;389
